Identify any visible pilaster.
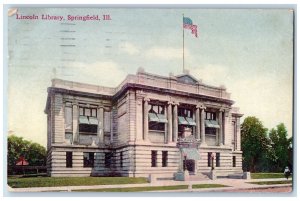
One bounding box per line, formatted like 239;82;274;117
143;97;150;141
98;106;104;144
167;101;173;143
72;102;79;144
173;102;179;142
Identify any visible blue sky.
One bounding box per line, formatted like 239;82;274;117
8;8;293;146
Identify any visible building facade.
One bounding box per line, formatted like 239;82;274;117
45;69;243;178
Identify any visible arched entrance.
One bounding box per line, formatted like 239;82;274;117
183;159;195;174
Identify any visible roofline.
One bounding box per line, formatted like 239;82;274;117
46;83;234;106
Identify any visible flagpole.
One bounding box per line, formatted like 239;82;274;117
182;14;185;73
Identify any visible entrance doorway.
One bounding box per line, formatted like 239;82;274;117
183;159;195;174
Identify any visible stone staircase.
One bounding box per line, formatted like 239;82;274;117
227;172;244;179
188;173;210;181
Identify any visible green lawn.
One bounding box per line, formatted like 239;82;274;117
8;177;148;188
247;180;292;185
192;184;229;189
74;185;189;192
251;173;290;179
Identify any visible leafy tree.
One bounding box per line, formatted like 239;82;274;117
269;123;292;172
241;116;269;172
7;135;46;168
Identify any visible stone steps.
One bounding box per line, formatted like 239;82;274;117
189;173;210;181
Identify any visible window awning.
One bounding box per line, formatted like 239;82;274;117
186;117;196;126
178;116;189;125
149;113;160;122
182;148;201;160
205;120;220;128
157;114;168;123
89;117;99;125
79;116;89;124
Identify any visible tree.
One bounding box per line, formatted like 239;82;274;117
7;135;46;169
241;116;269;172
269;123;292;172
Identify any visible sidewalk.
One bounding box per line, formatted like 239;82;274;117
8;177;293;193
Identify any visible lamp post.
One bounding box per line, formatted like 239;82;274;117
211;153;215;171
183;153;187;171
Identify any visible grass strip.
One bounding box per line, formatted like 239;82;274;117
247;180;292;185
8;177;148;188
250;173;290;179
74;185;189;192
192;184;230;189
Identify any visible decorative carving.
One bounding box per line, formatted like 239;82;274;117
219;107;225;112
173;101;180;106
197;103;206;110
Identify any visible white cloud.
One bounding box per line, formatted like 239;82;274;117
62;61;127;87
190;64;293;137
229;75;293;137
119;42;139;55
189;64;230;87
145;47;190;60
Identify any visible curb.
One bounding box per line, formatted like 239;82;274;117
8;183;292;193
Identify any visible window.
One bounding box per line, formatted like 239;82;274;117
120;152;123;168
216;153;220;167
66;152;72;168
105;152;112;168
80;107;97;117
162;151;168;167
83;152;94;167
178;107;196;137
149;104;165;114
178;108;193;118
205;127;217;135
233;156;236;167
205;112;216;120
64;103;72;131
148;103;167;131
151;151;157;167
205;111;219;135
79;106;98;134
208;152;212;167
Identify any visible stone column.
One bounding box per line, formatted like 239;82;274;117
195;106;200;139
218;108;224;146
72;103;79;144
167;102;173;143
143;98;150;141
98;106;104;144
200;105;206;146
173;102;179;142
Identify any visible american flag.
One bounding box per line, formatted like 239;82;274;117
183;17;198;38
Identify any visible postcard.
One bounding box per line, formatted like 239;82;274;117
6;7;294;194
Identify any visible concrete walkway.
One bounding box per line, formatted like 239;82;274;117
8;178;293;193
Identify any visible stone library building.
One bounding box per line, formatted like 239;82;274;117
45;68;243;178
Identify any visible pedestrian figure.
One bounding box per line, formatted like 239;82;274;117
284;166;291;180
